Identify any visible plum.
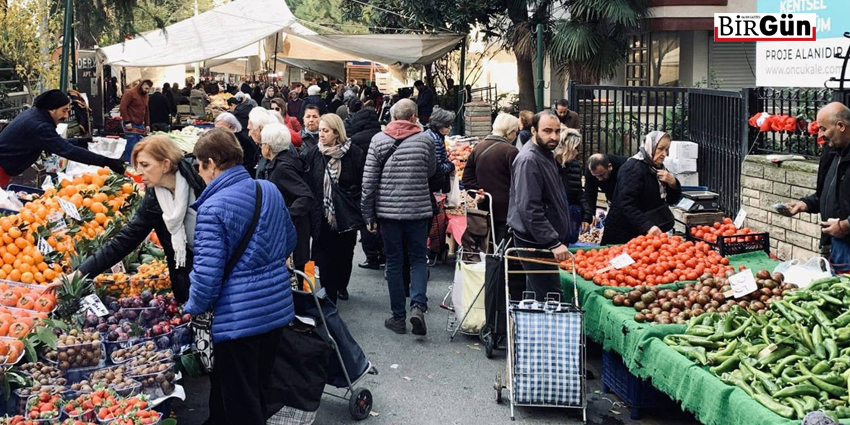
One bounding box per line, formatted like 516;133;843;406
155;336;171;350
107;331;119;341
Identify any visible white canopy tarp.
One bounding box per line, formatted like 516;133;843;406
99;0;463;68
275;57;345;79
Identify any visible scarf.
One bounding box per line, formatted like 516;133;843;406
630;131;669;199
319;139;351;230
154;173;191;268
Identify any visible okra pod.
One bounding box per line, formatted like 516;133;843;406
753;393;795;418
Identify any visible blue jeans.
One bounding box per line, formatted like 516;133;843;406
831;237;850;272
381;218;430;320
123;123;145;162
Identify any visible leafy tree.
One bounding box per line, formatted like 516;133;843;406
0;0;61;90
289;0;370;34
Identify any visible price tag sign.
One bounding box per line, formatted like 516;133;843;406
734;209;747;229
57;198;82;221
610;253;635;269
79;294;109;317
677;198;695;211
47;212;68;234
37;237;54;255
111;262;126;274
729;269;758;299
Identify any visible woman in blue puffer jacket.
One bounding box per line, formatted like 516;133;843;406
183;128;297;425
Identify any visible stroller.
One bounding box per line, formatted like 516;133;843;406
268;270;377;421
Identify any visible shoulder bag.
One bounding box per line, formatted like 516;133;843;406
192;181;263;373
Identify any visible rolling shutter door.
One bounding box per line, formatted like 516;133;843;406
709;41;756;89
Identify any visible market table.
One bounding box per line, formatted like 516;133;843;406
558;250;802;425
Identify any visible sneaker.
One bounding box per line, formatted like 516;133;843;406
410;307;427;336
338;289;349;300
384;317;406;334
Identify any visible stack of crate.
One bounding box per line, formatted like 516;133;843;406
463;101;492;138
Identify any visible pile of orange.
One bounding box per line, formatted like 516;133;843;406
0;168;137;285
94;260;169;297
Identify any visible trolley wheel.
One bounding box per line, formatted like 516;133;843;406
480;326;495;358
494;372;503;404
348;387;372;420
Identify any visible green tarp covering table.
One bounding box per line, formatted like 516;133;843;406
558;250;795;424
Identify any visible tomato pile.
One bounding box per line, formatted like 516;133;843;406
689;218;755;243
573;234;733;287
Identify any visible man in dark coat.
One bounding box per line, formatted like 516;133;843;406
0;89;124;187
299;85;328;123
784;102;850;270
348;107;382;161
414;80;434;124
507;111;570;301
148;88;172;132
554;99;581;130
583;153;628;223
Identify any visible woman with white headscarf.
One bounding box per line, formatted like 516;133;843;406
601;130;682;245
215;111;259;177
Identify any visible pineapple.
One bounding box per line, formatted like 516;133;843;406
54;272;95;321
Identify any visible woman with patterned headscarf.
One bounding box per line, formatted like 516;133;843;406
601;130;682;245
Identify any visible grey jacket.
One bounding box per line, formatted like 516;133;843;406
361;126;436;223
507;141;570;249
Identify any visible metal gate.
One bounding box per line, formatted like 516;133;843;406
688;88;748;215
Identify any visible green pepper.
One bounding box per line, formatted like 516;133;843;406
810;375;848;397
825;339;839;360
812;360;831;375
835;406;850;419
773;301;800;324
753;394;795;418
745;343;768;358
710;354;740;375
817;372;845;387
670;345;708;365
802;395;820;411
799;324;815;353
809;276;841;291
714;340;740;358
836;327;850;342
787;301;813;318
814;325;824;347
781;367;812;385
819;292;844;306
773;383;821;398
771;355;804;376
816;343;829;360
687;325;715;337
787;397;806;419
813;308;837;337
758;345;794;368
676;334;724;349
724;316;753;339
833;311;850;328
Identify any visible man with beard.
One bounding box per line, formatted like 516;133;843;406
782;102;850;271
298;105;321;154
507;110;570;301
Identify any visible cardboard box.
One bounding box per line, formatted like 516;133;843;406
674;172;699;187
664;157;698;174
669;141;699;160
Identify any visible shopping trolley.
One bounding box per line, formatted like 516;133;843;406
494;248;586;423
286;270;378;421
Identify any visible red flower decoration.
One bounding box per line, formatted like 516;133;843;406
783;116;797;132
808;120;819;135
770;115;785;132
748;113;761;128
818;137;826;146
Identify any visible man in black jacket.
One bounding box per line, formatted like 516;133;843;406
784;102;850;270
414;80;434;124
346;107;385;269
148;88;172;132
507;111;570;300
0;89;124;188
583;153;628;224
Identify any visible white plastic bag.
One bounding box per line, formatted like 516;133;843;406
0;189;23;212
775;257;832;288
446;173;462;207
452;253;487;333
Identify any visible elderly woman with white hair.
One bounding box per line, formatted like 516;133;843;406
215;111;259;177
461;113;520;244
256;122;315;275
423;107;456;193
554;126;592;243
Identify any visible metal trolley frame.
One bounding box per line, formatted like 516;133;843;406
495;248;586;423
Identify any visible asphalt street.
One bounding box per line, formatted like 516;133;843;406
173;246;702;425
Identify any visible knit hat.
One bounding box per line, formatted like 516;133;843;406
307;85;321;96
34;90;71;110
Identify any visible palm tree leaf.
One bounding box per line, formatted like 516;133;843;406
549;20;603;62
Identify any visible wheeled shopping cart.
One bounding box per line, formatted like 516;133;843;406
495;248;586;423
290;270;378;421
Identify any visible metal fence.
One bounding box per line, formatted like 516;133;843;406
567;83;688;165
747;87;834;157
688;88;748;214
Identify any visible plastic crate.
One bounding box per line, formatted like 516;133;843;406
601;350;663;420
685;225;770;257
7;184;44;203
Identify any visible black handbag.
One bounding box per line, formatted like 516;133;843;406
191;181;263;373
330;179;365;233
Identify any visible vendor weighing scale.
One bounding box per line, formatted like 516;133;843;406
676;190;720;212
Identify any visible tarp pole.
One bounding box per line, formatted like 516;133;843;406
59;0;73;91
455;35;466;134
535;23;544;112
272;34;279;79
